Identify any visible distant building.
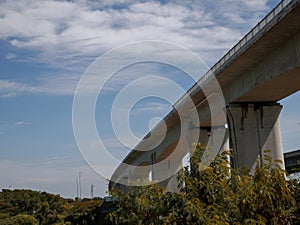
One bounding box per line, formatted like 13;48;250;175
284;149;300;178
103;196;115;203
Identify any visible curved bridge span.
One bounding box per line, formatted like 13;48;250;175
110;0;300;191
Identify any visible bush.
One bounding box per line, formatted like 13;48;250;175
110;145;299;225
0;214;39;225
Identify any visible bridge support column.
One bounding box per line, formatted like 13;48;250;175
185;127;210;151
227;103;284;170
151;156;182;192
151;136;188;192
185;126;229;172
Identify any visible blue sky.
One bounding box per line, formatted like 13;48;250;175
0;0;299;198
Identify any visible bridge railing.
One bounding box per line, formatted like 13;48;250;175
174;0;296;109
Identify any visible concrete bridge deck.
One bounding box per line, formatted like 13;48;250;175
110;0;300;190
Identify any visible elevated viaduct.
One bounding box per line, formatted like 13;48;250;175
110;0;300;191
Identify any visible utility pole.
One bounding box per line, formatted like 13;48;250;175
91;184;94;199
76;176;79;201
79;172;82;201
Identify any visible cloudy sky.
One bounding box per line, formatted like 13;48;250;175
0;0;299;198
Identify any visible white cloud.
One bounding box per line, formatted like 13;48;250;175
131;102;171;115
14;121;31;126
0;77;77;97
5;53;17;60
0;0;273;65
0;0;277;97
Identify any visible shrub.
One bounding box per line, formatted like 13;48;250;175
110;145;298;225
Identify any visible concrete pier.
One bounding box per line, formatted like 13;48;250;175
227;103;284;170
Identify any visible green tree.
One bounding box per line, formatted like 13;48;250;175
64;198;104;224
288;178;300;223
0;214;38;225
0;189;106;224
109;182;169;224
110;145;298;224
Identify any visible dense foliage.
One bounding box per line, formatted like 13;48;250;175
0;189;106;225
1;146;299;224
110;145;300;225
